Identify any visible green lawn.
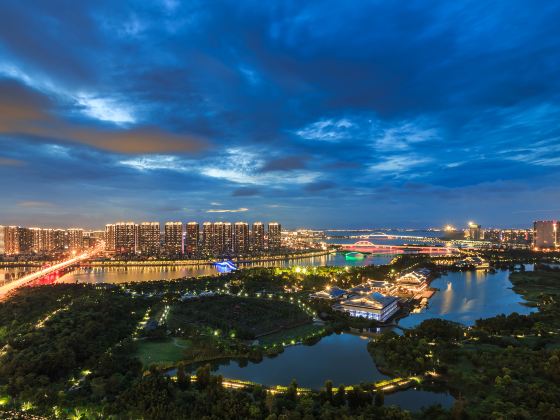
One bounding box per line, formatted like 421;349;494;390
257;323;324;346
136;338;191;367
167;295;312;339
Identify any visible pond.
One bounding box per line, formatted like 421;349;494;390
212;333;385;389
210;332;454;411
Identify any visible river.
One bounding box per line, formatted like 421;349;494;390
58;252;394;284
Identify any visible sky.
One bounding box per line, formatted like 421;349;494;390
1;0;560;229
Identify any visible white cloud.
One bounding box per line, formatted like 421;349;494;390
239;65;260;85
295;118;355;142
374;122;438;152
0;63;137;126
206;208;249;213
119;148;320;186
370;155;431;173
77;95;135;124
200;148;319;185
119;155;185;171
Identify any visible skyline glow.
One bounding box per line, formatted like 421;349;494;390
1;1;560;228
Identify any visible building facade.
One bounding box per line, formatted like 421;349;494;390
113;222;138;254
164;222;183;255
67;228;84;253
234;222;249;254
533;220;558;249
334;293;399;323
202;222;213;255
268;222;281;251
4;226;33;255
185;222;199;256
252;222;265;253
468;223;483;241
138;222;160;255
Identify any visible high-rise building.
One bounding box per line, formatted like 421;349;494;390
202;222;213;254
468;222;483;241
484;229;501;243
213;222;225;255
105;224;116;252
164;222;183;255
4;226;32;255
268;222;281;251
5;226;19;255
67;228;84;253
185;222;200;256
252;222;265;253
42;229;55;252
533;220;558;249
223;222;233;255
114;222;138;254
138;222;160;255
53;229;66;252
83;230;104;249
234;222;249;254
30;227;43;253
0;226;5;254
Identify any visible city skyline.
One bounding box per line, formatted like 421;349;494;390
1;2;560;228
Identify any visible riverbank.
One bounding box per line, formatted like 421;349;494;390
84;249;337;267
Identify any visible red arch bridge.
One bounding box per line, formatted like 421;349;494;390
338;241;459;255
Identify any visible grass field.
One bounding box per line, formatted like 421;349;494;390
167;295;311;339
136;338;190;367
510;271;560;304
257;323;324;345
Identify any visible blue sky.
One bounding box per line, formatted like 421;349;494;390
1;0;559;229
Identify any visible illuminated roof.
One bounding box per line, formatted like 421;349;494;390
339;292;397;311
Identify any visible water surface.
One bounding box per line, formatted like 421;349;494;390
59;252;388;283
214;333;384;389
399;268;535;328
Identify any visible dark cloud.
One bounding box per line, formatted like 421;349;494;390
304;181;336;193
232;187;260;197
259;156;307;172
0;1;559;227
0;79;208;154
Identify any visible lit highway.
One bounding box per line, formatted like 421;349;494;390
0;245;103;300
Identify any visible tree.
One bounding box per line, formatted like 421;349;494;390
375;390;384;407
176;362;190;390
195;364;211;389
286;379;298;401
333;384;346;407
325;380;333;402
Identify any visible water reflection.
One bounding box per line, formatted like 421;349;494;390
59;252;391;284
213;333;385;389
399;268;535;328
385;388;454;411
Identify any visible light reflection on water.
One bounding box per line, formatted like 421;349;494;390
399;267;535;328
58;252;391;284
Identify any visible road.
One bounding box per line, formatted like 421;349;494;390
0;245;103;300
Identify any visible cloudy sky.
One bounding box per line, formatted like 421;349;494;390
1;0;559;229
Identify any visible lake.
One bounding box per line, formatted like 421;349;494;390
398;268;535;328
211;332;454;410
